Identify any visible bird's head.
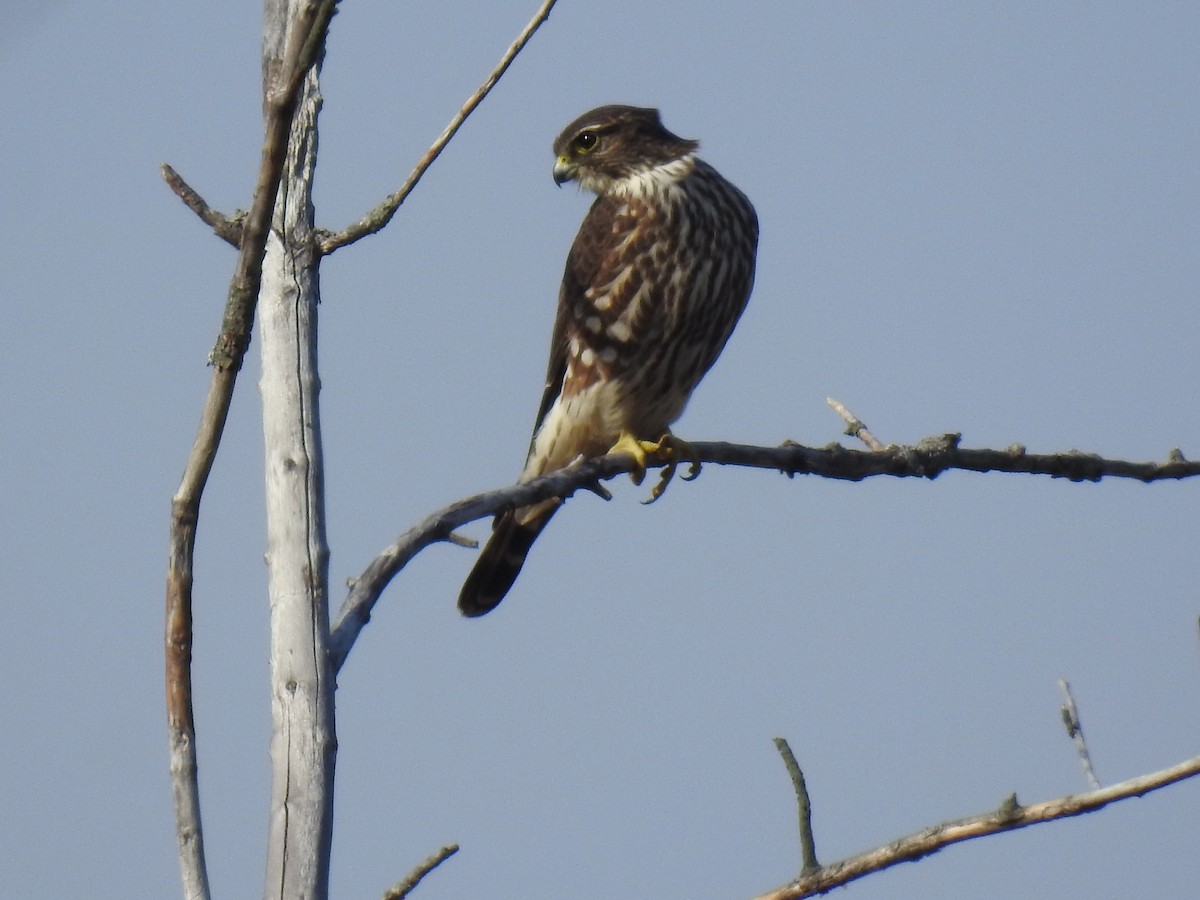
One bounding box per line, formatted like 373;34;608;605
552;105;699;195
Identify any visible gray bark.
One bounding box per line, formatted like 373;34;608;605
259;4;334;898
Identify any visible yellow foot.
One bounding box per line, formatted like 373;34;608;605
606;430;702;504
607;430;662;486
644;432;702;504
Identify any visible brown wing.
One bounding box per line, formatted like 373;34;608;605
525;194;628;458
462;197;632;618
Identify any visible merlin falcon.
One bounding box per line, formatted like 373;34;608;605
458;105;758;617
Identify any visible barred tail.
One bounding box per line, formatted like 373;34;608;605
458;503;558;617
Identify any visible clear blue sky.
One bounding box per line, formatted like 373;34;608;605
3;2;1198;898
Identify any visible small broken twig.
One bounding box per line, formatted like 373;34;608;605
1058;678;1101;789
160;163;244;248
445;531;479;549
383;843;460;900
826;398;885;451
773;737;820;874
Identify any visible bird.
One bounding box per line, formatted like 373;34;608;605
458;105;758;617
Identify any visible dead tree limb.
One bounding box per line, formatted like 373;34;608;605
1059;678;1102;790
330;435;1198;667
382;844;460;900
752;751;1200;900
258;4;336;894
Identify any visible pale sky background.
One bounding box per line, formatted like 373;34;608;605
3;2;1198;898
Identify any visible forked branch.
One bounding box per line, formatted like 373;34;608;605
164;4;340;899
753;751;1200;899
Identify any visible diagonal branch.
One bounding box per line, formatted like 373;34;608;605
826;397;885;451
160;163;244;248
752;752;1200;899
329;435;1199;668
382;844;460;900
317;0;561;256
1058;678;1102;789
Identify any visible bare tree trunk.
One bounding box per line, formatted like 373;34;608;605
259;3;334;898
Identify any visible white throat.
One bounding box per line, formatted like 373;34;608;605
611;155;695;200
578;154;696;198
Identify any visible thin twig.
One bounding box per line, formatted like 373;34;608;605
160;163;244;248
445;531;479;549
318;0;561;255
1058;678;1101;789
328;435;1200;668
773;738;819;874
383;844;460;900
826;397;885;451
752;752;1200;900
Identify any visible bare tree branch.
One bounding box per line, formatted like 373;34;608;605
317;0;561;256
329;434;1199;667
1059;678;1102;790
773;738;819;875
160;163;244;247
751;752;1200;900
382;844;460;900
826;397;885;451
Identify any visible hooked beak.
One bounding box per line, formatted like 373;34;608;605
552;156;576;187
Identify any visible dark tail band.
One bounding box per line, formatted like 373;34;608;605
458;505;557;617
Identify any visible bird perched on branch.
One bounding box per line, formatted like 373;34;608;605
459;105;758;617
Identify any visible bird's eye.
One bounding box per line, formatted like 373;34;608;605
573;131;599;154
